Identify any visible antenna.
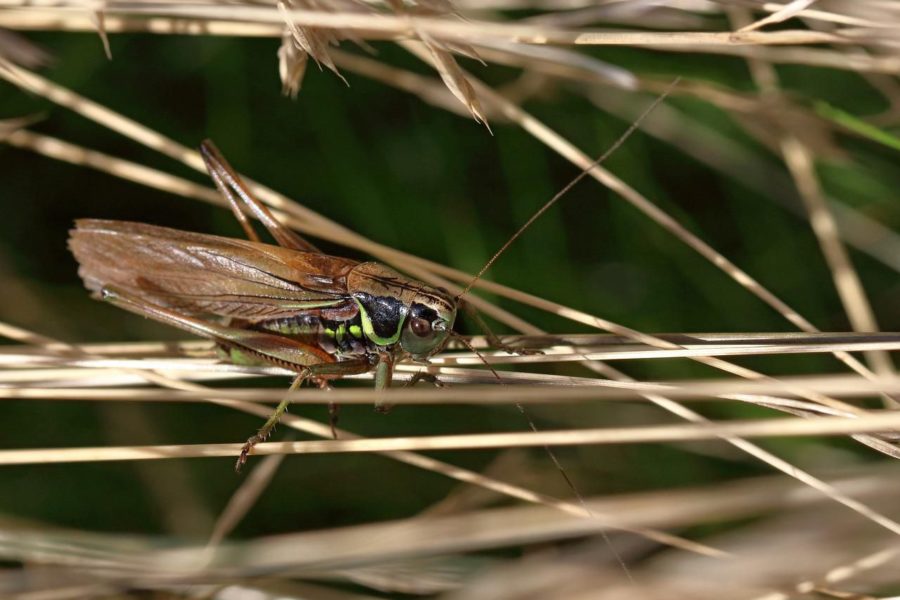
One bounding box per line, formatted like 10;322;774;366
456;78;681;301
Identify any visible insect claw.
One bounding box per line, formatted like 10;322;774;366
236;433;265;473
406;371;444;388
512;347;545;357
235;447;250;473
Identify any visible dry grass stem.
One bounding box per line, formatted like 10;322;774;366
0;5;855;46
13;469;895;579
5;407;900;462
729;7;897;406
0;318;713;559
3;373;900;403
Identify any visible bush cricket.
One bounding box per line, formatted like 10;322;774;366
69;140;457;470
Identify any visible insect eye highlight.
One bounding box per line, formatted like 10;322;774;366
409;317;432;337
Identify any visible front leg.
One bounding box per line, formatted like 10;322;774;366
373;352;394;413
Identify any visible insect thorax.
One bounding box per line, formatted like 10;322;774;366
223;262;454;367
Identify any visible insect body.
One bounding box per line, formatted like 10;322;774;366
68;140;456;468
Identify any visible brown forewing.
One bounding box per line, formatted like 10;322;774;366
69;219;359;320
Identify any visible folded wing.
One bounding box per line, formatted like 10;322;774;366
69;219;358;320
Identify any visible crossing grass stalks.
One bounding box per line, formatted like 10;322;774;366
0;0;899;597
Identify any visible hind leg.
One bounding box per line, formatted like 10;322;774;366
237;373;306;471
235;359;373;472
234;359;372;472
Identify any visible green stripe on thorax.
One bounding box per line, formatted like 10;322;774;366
353;297;403;346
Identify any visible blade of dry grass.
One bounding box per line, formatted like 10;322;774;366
739;0;899;29
204;440;293;550
5;408;900;465
331;48;485;118
5;333;900;368
2;128;223;204
4;0;900;82
9;332;900;352
142;472;900;576
587;86;900;274
0;27;48;66
2;469;895;577
738;0;818;32
419;33;489;126
0;4;855;46
751;545;900;600
0;11;285;36
729;7;897;408
781;130;895;382
3;372;900;403
659;43;900;73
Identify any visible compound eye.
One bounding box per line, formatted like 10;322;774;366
410;316;432;338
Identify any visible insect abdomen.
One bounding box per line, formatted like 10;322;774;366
257;314;370;357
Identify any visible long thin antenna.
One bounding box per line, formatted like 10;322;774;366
457;77;681;300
